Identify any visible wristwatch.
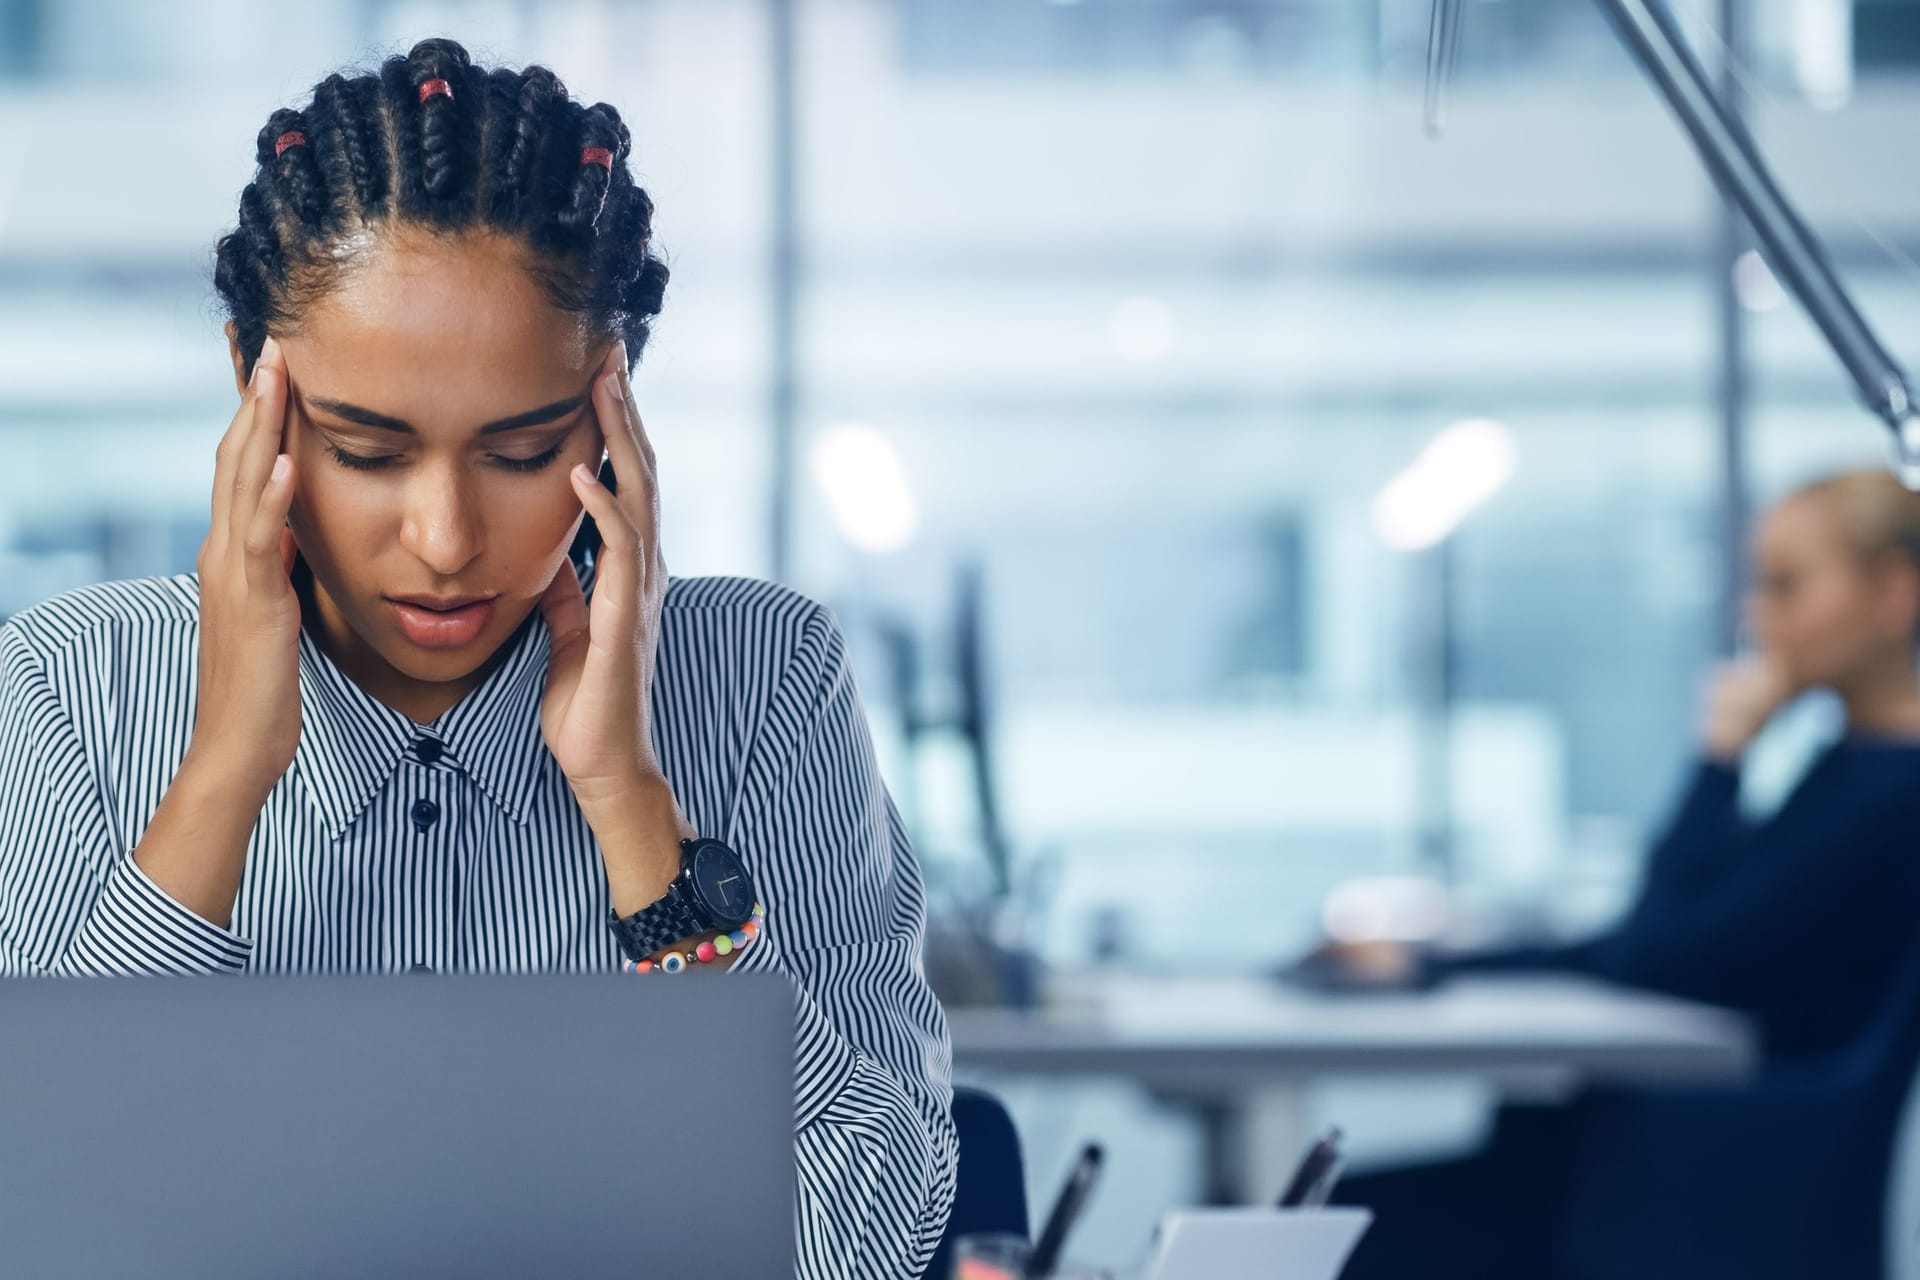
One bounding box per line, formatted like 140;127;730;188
608;836;759;962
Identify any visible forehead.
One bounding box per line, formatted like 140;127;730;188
282;227;597;425
1758;495;1845;561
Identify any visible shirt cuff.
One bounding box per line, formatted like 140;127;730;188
61;857;254;976
724;914;859;1132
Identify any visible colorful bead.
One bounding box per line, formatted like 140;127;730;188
729;929;749;948
713;934;733;956
742;920;759;939
660;952;686;973
696;941;717;963
635;959;653;974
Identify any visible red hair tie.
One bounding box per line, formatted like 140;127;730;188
417;77;454;104
580;146;614;172
273;130;308;158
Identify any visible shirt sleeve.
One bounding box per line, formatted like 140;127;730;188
1572;771;1916;1024
1631;759;1744;897
723;603;959;1279
0;622;254;977
1435;759;1745;980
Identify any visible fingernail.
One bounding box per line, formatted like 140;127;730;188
574;463;597;486
603;369;623;404
271;454;290;484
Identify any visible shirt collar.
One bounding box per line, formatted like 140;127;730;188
289;557;597;841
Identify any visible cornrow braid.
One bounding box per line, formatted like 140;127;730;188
309;73;386;217
405;37;478;215
496;65;564;223
559;102;629;237
213;36;669;388
256;107;326;231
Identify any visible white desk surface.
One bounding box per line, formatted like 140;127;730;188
948;973;1756;1095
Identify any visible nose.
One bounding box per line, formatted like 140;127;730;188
398;463;485;576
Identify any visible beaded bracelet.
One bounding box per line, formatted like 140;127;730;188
620;902;764;974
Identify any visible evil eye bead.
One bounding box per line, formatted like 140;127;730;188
660;952;686;974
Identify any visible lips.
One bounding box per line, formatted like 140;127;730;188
385;594;498;650
388;594;495;611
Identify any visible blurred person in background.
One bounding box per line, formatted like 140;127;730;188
1328;466;1920;1278
0;38;953;1277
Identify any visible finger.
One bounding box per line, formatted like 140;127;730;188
209;339;277;535
614;348;656;476
594;341;656;507
229;337;289;544
242;454;297;590
538;556;590;653
593;345;666;591
571;462;641;620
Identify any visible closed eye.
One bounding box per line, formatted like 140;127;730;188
491;443;566;472
323;442;398;472
322;442;568;473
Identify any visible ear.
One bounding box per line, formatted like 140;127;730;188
224;320;249;397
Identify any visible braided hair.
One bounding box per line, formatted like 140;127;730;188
212;37;667;566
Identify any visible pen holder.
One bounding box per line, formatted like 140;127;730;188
952;1232;1112;1280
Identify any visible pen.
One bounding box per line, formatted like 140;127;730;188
1023;1141;1104;1279
1276;1127;1345;1209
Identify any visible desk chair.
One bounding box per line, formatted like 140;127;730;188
1560;941;1920;1280
926;1086;1030;1280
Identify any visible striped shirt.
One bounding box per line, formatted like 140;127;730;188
0;561;957;1278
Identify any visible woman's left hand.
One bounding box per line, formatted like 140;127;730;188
538;340;693;911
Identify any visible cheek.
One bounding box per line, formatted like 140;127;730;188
287;454;391;549
479;468;590;560
1792;584;1879;662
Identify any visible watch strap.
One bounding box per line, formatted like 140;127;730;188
609;879;707;962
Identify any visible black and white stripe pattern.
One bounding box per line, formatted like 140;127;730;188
0;564;957;1277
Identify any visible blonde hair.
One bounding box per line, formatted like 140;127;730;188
1789;468;1920;569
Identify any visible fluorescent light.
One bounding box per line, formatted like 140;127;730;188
1373;417;1516;551
1793;0;1852;111
811;423;920;555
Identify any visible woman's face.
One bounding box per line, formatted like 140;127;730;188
232;226;610;704
1747;494;1913;692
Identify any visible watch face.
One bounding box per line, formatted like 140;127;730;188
687;840;755;928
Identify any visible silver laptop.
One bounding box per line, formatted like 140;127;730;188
0;973;794;1278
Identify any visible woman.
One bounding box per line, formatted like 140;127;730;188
0;39;955;1278
1335;467;1920;1278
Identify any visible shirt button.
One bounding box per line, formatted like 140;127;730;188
410;798;440;832
413;736;444;766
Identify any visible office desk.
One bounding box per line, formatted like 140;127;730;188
949;973;1756;1203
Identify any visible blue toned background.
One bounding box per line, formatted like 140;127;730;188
2;0;1915;1267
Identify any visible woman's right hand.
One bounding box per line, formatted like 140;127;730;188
1701;657;1793;764
187;335;302;795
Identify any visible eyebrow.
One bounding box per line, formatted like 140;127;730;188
304;394;587;437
